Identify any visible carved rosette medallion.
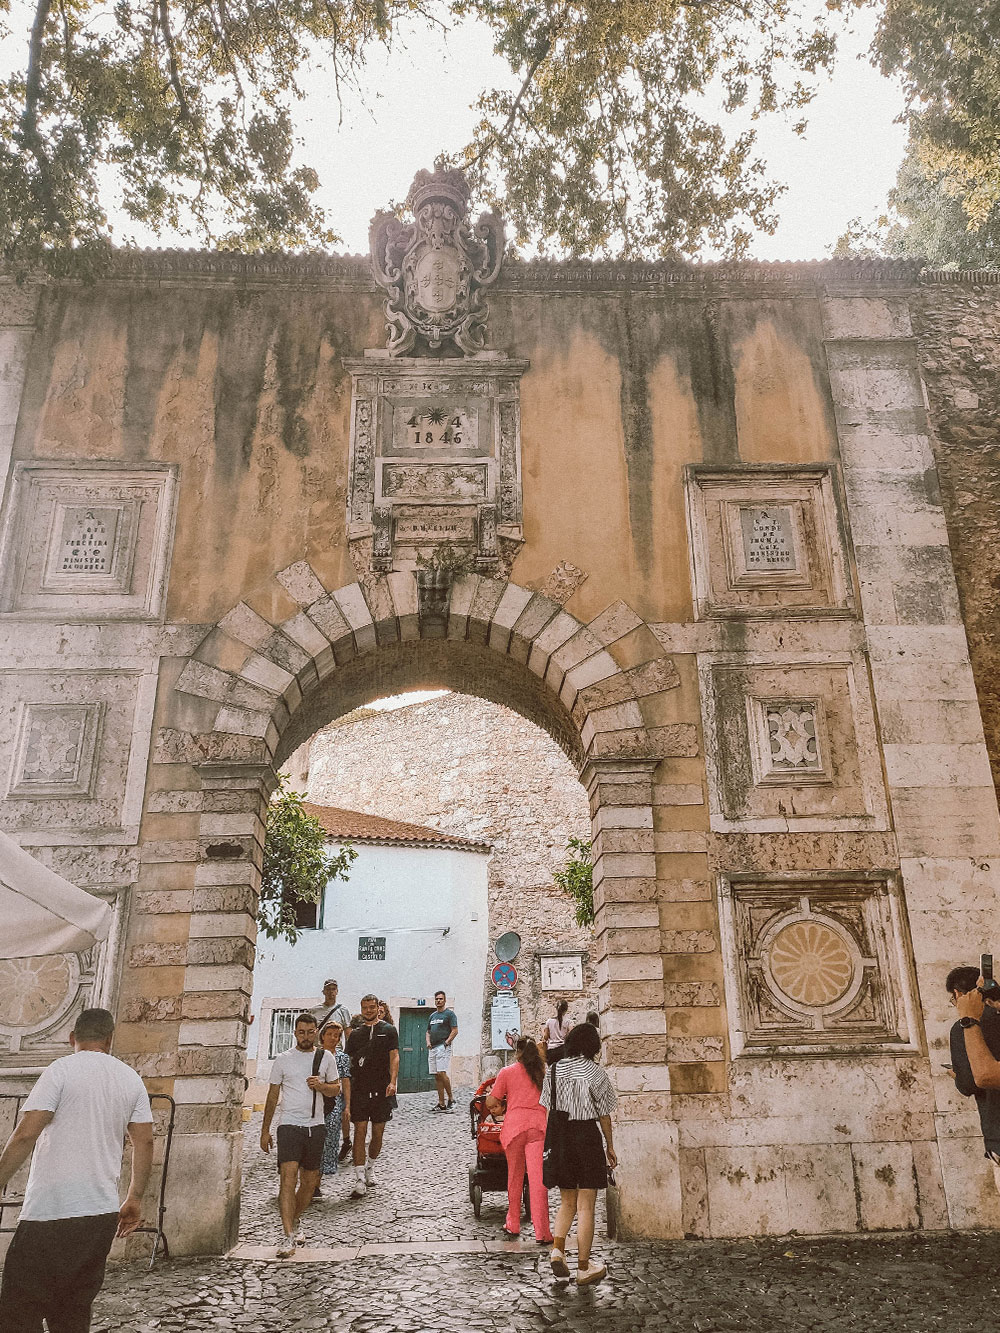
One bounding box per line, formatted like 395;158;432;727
720;876;918;1055
370;168;505;357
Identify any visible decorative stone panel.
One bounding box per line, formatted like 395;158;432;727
7;702;103;798
0;939;107;1067
718;873;919;1056
344;359;525;574
685;465;852;618
0;463;177;619
700;655;888;831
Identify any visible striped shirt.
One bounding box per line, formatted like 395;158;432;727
540;1056;617;1121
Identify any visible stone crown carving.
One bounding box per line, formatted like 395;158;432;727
369;168;505;357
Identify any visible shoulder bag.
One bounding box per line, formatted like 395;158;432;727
542;1061;570;1189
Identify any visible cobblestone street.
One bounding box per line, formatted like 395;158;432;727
86;1089;1000;1331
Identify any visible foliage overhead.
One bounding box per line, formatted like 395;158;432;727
3;0;1000;273
872;0;1000;234
553;836;594;929
834;139;1000;270
260;776;356;945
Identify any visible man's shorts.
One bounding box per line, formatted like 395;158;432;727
428;1043;453;1075
276;1123;326;1170
351;1088;397;1124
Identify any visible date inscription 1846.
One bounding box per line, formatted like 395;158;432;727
391;404;479;454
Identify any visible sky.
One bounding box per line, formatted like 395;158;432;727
0;4;909;261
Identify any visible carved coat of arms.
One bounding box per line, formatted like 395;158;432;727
369;168;505;357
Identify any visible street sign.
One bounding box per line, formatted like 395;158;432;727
358;935;386;961
491;961;517;990
490;994;521;1051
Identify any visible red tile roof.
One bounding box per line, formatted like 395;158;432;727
302;803;490;853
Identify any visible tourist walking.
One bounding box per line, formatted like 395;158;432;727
260;1013;341;1257
426;989;458;1110
310;979;352;1037
346;994;399;1197
318;1021;352;1180
542;1000;572;1065
485;1036;554;1243
542;1022;617;1286
0;1007;153;1333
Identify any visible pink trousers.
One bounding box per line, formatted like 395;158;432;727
505;1128;552;1240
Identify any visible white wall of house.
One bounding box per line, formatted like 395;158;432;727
250;839;489;1089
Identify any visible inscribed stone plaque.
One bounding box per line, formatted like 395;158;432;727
389;400;482;456
55;507;121;576
394;509;477;545
740;506;796;571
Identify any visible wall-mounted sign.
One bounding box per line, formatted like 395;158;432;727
358;936;386;961
490;994;521;1052
540;954;584;991
491;962;518;990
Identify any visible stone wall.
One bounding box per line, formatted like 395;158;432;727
914;281;1000;798
300;692;596;1062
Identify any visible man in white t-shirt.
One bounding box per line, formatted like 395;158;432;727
260;1012;340;1257
0;1007;153;1332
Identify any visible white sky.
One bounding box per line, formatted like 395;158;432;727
367;690;450;712
0;5;908;260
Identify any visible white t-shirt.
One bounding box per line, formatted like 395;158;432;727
269;1046;338;1128
20;1050;152;1222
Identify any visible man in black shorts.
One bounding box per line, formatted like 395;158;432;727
260;1013;341;1256
346;993;399;1198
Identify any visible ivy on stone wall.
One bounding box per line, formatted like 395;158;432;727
260;776;356;944
553;837;595;928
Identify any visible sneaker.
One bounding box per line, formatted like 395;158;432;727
338;1140;352;1163
294;1225;307;1246
364;1160;377;1186
447;1098;454;1109
576;1262;607;1286
431;1104;446;1112
550;1249;570;1279
351;1174;367;1199
276;1237;296;1259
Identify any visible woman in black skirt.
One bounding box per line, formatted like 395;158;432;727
540;1022;617;1286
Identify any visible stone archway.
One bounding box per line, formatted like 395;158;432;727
134;565;690;1253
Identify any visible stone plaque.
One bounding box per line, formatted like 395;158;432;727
394;509;477;545
0;464;177;619
540;955;584;991
748;697;829;786
7;701;103;798
390;401;481;455
740;506;796;571
381;462;489;502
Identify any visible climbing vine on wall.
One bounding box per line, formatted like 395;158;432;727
553;837;595;928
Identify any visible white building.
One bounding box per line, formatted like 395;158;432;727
249;805;490;1094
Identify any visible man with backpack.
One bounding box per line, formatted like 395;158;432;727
260;1012;341;1257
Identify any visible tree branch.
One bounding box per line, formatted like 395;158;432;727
156;0;190;121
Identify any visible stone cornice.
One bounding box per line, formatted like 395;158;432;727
7;249;999;292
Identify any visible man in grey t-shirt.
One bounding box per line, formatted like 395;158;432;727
0;1008;153;1332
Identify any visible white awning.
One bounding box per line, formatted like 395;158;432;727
0;828;112;959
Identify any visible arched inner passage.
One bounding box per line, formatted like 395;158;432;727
274;638;585;771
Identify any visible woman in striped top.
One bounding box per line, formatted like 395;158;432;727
540;1022;617;1286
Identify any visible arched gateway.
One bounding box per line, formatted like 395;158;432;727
2;168;1000;1253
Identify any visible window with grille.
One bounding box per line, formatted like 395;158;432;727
268;1008;302;1059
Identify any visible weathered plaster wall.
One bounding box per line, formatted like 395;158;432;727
302;692;596;1058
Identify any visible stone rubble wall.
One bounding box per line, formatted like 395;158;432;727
301;692;596;1065
914;283;1000;800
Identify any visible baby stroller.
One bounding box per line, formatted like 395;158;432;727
468;1076;531;1220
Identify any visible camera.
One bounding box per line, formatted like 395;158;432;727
980;953;1000;1000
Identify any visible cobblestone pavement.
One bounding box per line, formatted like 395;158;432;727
94;1231;999;1332
88;1091;1000;1331
238;1090;605;1246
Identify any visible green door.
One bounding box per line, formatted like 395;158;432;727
397;1009;435;1093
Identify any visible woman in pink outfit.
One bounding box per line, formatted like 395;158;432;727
485;1037;553;1243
